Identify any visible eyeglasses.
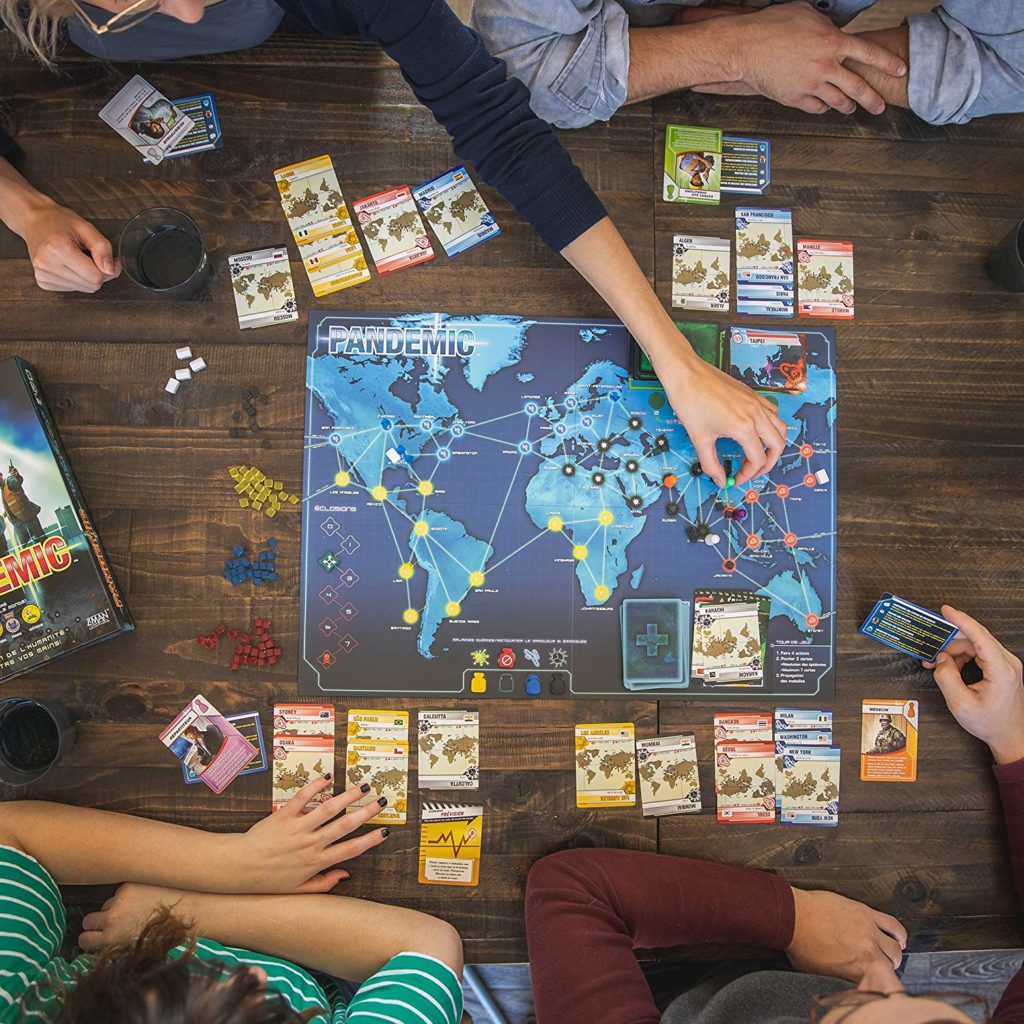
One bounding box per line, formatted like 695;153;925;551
809;990;991;1023
69;0;161;36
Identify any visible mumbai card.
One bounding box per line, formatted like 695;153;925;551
778;744;840;826
736;208;794;317
672;235;730;312
99;75;194;165
637;734;701;817
183;711;266;784
272;733;334;812
274;154;351;245
713;713;773;744
418;802;483;886
797;239;855;319
348;709;409;743
417;711;480;789
861;699;918;782
663;124;723;204
414;167;500;257
714;740;776;823
273;703;335;736
574;723;636;808
228;247;298;330
346;738;409;825
353;185;435;274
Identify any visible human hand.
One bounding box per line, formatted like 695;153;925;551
233;776;391;894
728;2;906;115
657;352;788;488
19;199;120;293
786;888;906;981
924;606;1024;765
78;881;187;952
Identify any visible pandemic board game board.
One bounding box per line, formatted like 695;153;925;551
300;313;835;701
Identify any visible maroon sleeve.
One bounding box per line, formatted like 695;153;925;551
992;758;1024;1022
525;848;795;1024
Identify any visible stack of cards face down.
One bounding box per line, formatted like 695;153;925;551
621;598;691;690
272;703;336;812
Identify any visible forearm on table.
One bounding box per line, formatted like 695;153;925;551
0;156;51;238
846;25;910;108
174;890;463;982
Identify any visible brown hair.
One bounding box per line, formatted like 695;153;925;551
57;910;317;1024
1;0;76;66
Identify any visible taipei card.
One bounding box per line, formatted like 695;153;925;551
348;709;409;743
413;167;500;257
417;711;480;789
797;239;854;319
227;247;298;330
735;208;794;317
714;740;776;823
720;135;771;195
354;185;435;274
166;93;222;158
728;328;807;394
183;711;265;784
274;154;352;246
273;703;335;737
672;235;730;312
419;802;483;886
777;744;840;826
346;738;409;825
272;733;334;812
861;699;918;782
621;598;689;688
713;712;773;744
574;723;636;808
860;594;958;661
637;734;701;817
99;75;194;165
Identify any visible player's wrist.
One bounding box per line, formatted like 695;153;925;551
0;175;57;239
988;736;1024;767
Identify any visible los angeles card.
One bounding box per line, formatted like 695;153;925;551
574;723;636;808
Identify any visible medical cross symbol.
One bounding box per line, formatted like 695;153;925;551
636;622;669;657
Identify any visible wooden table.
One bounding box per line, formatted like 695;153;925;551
2;24;1023;963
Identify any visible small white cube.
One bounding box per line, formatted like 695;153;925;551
189;357;207;372
164;377;180;395
814;469;830;485
385;447;401;465
175;368;192;381
175;346;193;361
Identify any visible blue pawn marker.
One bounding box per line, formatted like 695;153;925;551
525;674;542;696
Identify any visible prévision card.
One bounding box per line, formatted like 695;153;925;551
417;710;480;789
672;235;730;312
413;167;500;257
797;239;855;319
637;734;701;817
99;75;194;165
860;594;958;661
574;723;636;808
736;208;794;317
418;802;483;886
227;247;298;330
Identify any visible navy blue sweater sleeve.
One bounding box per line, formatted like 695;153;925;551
277;0;607;253
0;129;15;160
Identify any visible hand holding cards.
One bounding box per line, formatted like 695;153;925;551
860;594;958;661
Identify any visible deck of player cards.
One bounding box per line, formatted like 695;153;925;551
713;713;775;824
345;710;409;826
413;167;500;258
637;734;701;817
418;802;483;886
797;239;855;319
417;711;479;789
228;247;298;330
672;235;730;312
860;594;957;661
736;208;795;317
353;185;434;275
692;590;768;687
775;707;839;826
621;598;690;689
861;699;918;782
99;75;194;165
574;723;636;808
272;703;335;812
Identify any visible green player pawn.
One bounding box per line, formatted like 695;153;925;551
726;475;736;488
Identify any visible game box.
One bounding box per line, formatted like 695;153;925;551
0;357;133;682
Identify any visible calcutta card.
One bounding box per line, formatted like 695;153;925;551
778;744;840;826
637;734;701;817
98;75;194;165
414;167;500;257
346;738;409;825
274;154;351;245
272;733;334;812
228;247;298;330
417;711;480;790
861;699;918;782
353;185;435;274
714;740;776;823
574;723;636;808
418;802;483;886
672;235;730;312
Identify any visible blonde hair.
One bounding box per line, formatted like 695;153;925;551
2;0;76;66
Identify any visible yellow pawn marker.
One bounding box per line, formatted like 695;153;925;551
469;571;486;587
402;608;419;625
470;672;487;693
418;480;434;496
398;562;415;580
573;545;588;560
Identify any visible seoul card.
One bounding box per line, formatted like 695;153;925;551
574;723;636;808
797;239;854;319
228;247;298;330
413;167;500;257
861;699;918;782
353;185;434;274
860;594;958;661
637;734;701;817
672;235;730;312
736;208;794;317
419;803;483;886
98;75;194;165
714;740;775;823
417;711;480;789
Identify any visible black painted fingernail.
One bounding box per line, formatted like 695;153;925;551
324;772;333;781
360;783;371;793
377;796;388;807
381;828;391;838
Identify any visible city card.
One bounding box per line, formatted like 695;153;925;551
274;154;351;246
574;723;636;808
777;744;840;826
348;709;409;743
720;135;772;195
775;707;833;735
728;327;808;394
183;711;266;784
273;702;335;736
693;601;763;685
714;740;775;823
713;713;773;744
636;734;701;817
299;222;371;297
860;594;958;661
160;694;256;795
418;803;483;886
797;239;855;319
735;208;794;317
227;247;298;330
353;185;435;275
346;738;409;825
861;699;919;782
166;93;222;158
272;733;334;812
663;124;723;204
413;167;500;257
98;75;194;165
693;589;769;687
671;235;730;312
417;711;480;789
620;598;689;688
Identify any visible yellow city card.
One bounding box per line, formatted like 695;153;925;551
348;709;409;742
274;153;351;246
345;738;409;825
418;803;483;886
574;723;636;808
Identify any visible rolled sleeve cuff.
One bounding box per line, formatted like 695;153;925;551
907;10;982;125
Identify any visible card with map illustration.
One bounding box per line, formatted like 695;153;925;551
274;154;352;246
713;712;773;744
637;734;701;816
736;208;794;317
778;743;840;826
272;732;334;813
694;601;763;685
419;802;483;886
728;328;807;394
693;590;769;687
353;185;435;275
227;247;298;330
417;710;480;789
714;740;775;823
346;738;409;825
672;235;730;312
348;709;409;743
414;167;500;257
797;239;854;319
574;723;636;808
273;703;335;737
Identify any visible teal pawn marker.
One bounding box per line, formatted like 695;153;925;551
725;475;736;488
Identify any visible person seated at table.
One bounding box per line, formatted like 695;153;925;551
0;0;785;491
0;775;464;1023
471;0;1023;129
525;604;1024;1024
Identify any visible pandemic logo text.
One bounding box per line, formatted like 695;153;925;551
327;325;475;358
0;537;73;597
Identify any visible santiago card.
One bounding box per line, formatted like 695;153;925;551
672;235;730;312
99;75;194;165
797;239;855;319
574;723;636;808
227;247;298;330
419;802;483;886
736;208;794;317
417;711;480;789
413;167;500;257
637;734;701;817
354;185;435;274
346;738;409;825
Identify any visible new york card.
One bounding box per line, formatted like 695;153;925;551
777;744;841;826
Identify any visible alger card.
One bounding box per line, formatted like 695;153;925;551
228;247;298;330
860;594;957;661
574;723;636;808
714;740;775;823
354;185;435;275
797;239;854;319
672;235;730;312
414;167;500;257
346;738;409;825
861;699;918;782
778;744;840;826
419;802;482;886
99;75;194;165
417;711;479;789
637;734;701;817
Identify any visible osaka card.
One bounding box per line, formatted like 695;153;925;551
797;239;855;319
99;75;194;165
637;734;701;817
672;235;730;312
574;723;636;808
861;699;918;782
417;711;480;789
419;803;483;886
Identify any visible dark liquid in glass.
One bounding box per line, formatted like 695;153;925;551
138;227;204;289
0;703;59;772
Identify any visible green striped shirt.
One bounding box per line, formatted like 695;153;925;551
0;846;462;1024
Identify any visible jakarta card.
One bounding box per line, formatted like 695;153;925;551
574;723;636;808
637;734;701;816
797;239;854;319
419;802;483;886
672;235;730;312
860;594;957;661
861;699;918;782
354;185;435;274
228;247;298;330
417;710;480;789
99;75;194;165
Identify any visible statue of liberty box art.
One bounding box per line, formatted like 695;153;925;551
0;358;133;681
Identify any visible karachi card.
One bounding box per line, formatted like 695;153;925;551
348;709;409;743
353;185;435;274
417;711;480;790
273;703;335;737
574;723;636;808
697;602;763;684
637;734;701;817
414;167;500;257
272;733;334;813
672;235;730;312
419;803;483;886
346;739;409;825
99;75;194;165
778;744;840;826
714;740;776;823
797;239;854;319
861;699;918;783
227;247;298;330
713;712;773;744
274;154;351;246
